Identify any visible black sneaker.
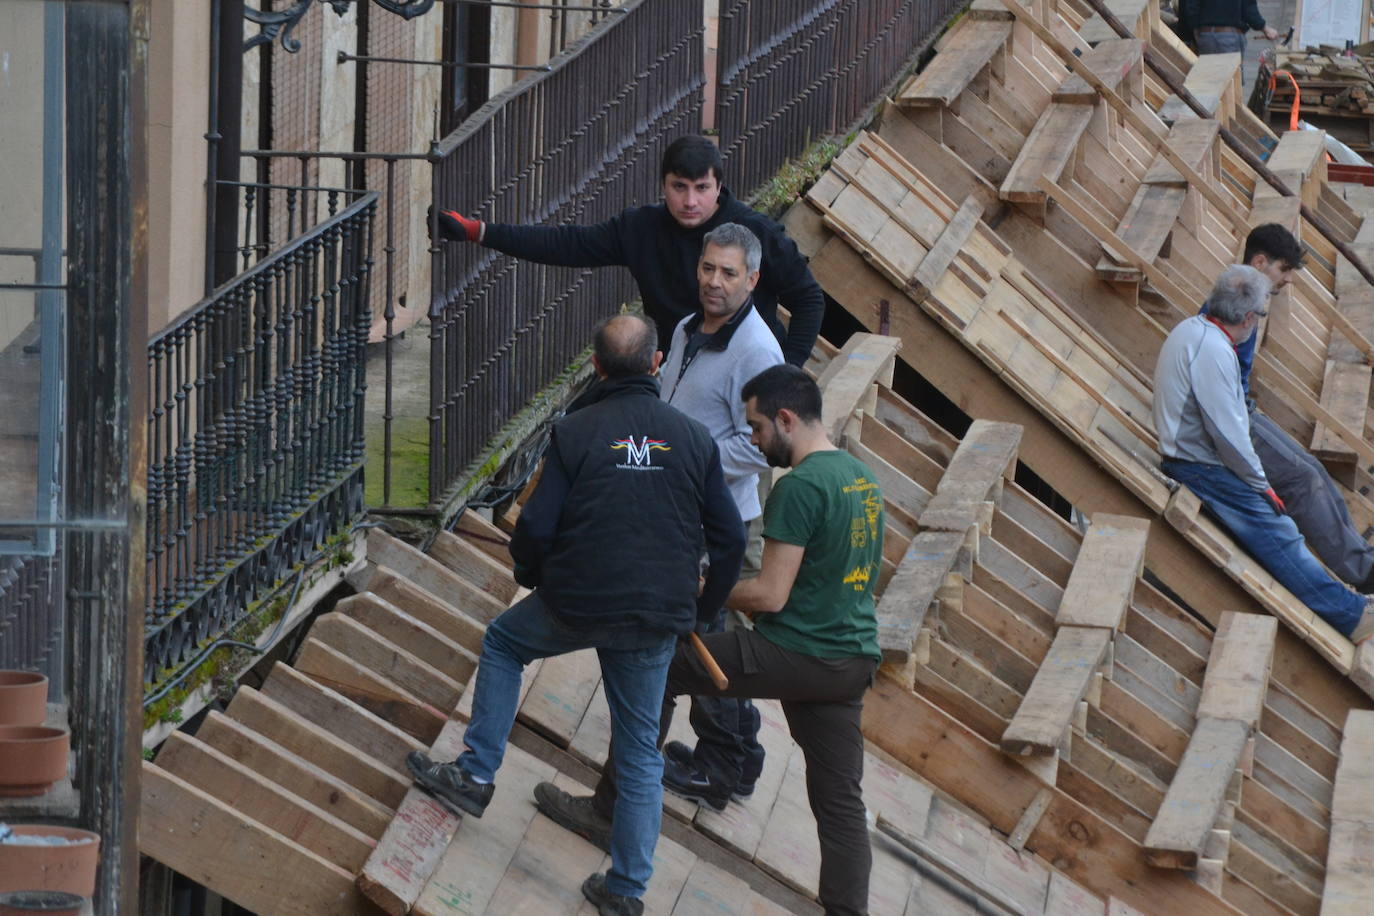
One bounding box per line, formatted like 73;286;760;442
405;750;493;818
663;740;756;802
533;782;613;852
661;754;731;812
581;872;644;916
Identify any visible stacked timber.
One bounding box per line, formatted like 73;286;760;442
1270;49;1374;120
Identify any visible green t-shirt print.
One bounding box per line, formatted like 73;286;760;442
756;449;884;661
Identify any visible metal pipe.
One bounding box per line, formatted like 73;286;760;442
440;0;628;10
874;816;1028;916
205;0;221;296
1082;0;1374;296
338;50;551;70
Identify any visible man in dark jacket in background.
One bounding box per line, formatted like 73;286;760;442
405;314;746;916
1180;0;1279;54
431;135;826;366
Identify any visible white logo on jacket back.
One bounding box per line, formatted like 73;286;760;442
610;435;671;470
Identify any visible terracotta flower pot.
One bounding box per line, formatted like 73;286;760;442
0;891;85;915
0;727;68;797
0;672;47;726
0;827;100;898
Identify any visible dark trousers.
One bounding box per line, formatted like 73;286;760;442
686;608;765;788
592;627;877;916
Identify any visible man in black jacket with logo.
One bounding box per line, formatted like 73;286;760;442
405;314;745;916
431;135;825;366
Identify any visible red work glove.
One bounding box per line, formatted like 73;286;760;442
429;205;482;243
1264;487;1286;515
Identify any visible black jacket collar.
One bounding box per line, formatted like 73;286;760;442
679;298;757;352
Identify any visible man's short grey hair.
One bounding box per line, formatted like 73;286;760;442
702;222;762;273
1205;264;1271;324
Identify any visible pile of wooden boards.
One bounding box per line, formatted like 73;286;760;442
1269;49;1374;119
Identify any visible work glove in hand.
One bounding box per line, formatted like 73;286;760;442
1264;487;1286;515
428;205;482;243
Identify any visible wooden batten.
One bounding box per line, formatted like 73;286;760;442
815;332;900;442
363;529;507;624
918;419;1022;533
1322;710;1374;914
1053;514;1150;631
1001;626;1112;757
898;17;1012;108
876;529;970;669
347;562;489;654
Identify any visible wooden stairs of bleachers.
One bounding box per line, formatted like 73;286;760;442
138;333;1159;915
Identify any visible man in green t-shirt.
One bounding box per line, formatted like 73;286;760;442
538;364;881;916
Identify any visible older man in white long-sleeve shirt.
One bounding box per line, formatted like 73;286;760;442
1154;265;1374;642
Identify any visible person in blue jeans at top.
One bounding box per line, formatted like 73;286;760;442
405;313;746;916
1155;265;1374;643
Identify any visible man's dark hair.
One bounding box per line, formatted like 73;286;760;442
741;364;822;423
1244;223;1304;270
660;135;724;183
594;314;658;379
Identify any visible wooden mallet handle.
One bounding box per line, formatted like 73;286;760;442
688;632;729;691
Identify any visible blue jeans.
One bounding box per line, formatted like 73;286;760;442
1195;30;1245;56
457;591;677;899
1163;459;1366;635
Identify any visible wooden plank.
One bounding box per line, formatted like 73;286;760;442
517;648;603;748
899;19;1012;107
876;529;968;664
260;661;424;771
1053;38;1142;104
336;591;479;683
225;685;411;808
154;731;376;872
1077;0;1149;44
1196;612;1279;728
1000;103;1095;205
919;419;1022;532
1001;627;1112;756
363;528;507;624
692;698;797;860
193;710;393;837
1324;709;1374;913
911;196;985;299
483;779;608;913
1142;717;1249;869
1142;119;1221;187
139;763;365;915
451;509;514;569
752;745;822;898
428;529;519;606
357;716;470;916
309;612;465;711
347;563;490;653
1054;514;1150;630
1311;359;1372;468
294;637;448;743
815;332;901;441
1095;185;1189;282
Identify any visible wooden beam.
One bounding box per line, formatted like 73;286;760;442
1142;717;1248;869
1197;613;1279;728
364;529;506;624
347;563;488;654
816;332;901;442
224;686;410;808
193;710;393;837
428;530;519;606
876;529;969;666
154;731;376;871
293;637;448;743
139;764;366;915
919;419;1022;533
335;591;479;682
1322;709;1374;914
308;612;464;711
1055;514;1150;630
1001;627;1112;756
898;18;1012;108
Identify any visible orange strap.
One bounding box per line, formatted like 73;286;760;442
1269;68;1302;132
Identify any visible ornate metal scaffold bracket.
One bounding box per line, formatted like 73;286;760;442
245;0;435;53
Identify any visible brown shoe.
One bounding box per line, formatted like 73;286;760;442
1352;601;1374;645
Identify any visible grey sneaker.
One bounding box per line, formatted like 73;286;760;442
533;782;612;852
1352;601;1374;645
581;872;644;916
405;750;493;818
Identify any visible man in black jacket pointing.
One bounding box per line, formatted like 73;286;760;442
432;135;826;367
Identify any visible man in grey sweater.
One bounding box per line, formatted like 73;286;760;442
1155;265;1374;643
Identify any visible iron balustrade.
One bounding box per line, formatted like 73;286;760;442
143;187;375;685
714;0;965;196
427;0;703;505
